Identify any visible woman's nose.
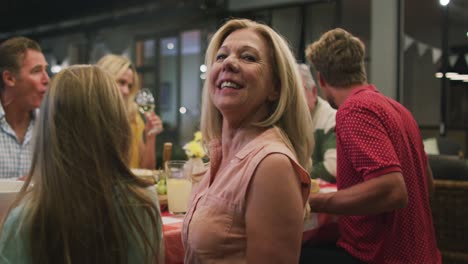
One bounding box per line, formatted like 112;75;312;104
120;85;130;97
222;56;240;72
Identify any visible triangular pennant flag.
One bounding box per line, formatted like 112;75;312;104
417;42;429;56
404;35;414;51
61;57;69;68
432;48;442;64
121;47;130;58
449;55;458;67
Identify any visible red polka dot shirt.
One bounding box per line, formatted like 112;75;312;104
335;85;441;264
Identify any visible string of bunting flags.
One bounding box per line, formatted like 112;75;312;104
405;34;467;68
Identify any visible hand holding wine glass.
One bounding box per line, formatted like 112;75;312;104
135;88;163;135
144;112;163;136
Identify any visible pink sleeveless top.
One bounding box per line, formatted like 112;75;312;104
182;128;310;263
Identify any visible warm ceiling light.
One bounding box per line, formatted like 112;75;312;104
439;0;450;6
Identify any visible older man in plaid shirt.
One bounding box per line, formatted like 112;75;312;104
0;37;49;179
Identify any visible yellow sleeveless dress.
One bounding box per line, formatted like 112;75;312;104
129;114;145;168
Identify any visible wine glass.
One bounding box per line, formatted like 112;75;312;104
135;88;162;135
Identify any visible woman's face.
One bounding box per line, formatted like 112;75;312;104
208;28;278;121
116;68;134;98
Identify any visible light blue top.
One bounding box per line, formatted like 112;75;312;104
0;101;37;179
0;187;163;263
0;204;31;264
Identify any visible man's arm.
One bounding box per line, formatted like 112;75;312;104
309;171;408;215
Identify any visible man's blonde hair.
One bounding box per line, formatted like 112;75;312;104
201;18;314;170
306;28;367;87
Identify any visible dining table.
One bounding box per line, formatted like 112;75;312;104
162;212;185;264
161;180;338;264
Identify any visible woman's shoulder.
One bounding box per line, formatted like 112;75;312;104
143;185;160;207
254;128;290;149
231;129;291;167
128;111;144;128
257;138;295;160
122;184;159;205
244;140;304;180
134;113;145;128
0;202;31;264
1;203;28;233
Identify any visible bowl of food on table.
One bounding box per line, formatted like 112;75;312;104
131;168;159;184
0;180;24;220
131;169;167;207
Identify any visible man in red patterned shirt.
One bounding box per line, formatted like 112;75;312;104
302;28;441;264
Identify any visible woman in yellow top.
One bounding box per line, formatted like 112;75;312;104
97;54;163;169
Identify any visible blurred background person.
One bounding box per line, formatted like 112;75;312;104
0;65;162;264
182;19;314;264
97;54;162;170
304;28;440;263
0;37;49;179
298;63;337;183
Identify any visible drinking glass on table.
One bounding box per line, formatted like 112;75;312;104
135;88;162;135
166;160;192;214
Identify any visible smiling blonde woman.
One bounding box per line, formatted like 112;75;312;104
182;18;314;264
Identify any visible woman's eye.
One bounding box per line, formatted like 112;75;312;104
242;54;256;62
215;54;227;61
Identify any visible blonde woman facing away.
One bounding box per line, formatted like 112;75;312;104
182;19;314;264
97;54;162;169
0;66;163;264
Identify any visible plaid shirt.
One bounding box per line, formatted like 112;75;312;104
0;102;36;179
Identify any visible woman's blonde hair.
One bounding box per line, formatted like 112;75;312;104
1;65;160;264
200;18;314;170
97;54;140;121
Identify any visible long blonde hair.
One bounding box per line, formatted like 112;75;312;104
2;65;160;264
97;54;140;121
201;18;314;170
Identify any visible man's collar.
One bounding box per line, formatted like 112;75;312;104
349;84;377;97
0;99;5;119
